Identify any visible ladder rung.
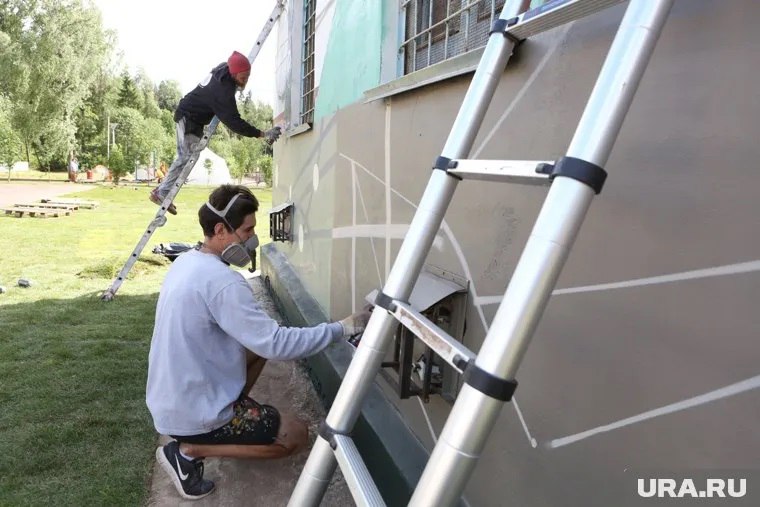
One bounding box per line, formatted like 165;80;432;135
391;301;475;374
333;434;386;507
447;159;552;185
508;0;625;40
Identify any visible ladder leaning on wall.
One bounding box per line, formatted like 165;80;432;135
100;0;286;301
288;0;675;505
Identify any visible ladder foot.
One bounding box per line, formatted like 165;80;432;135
151;215;168;228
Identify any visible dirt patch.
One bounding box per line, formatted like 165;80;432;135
0;182;96;208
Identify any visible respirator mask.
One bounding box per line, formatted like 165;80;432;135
205;194;259;268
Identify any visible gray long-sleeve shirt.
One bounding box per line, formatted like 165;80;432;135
146;249;343;436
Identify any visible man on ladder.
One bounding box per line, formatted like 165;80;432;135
102;2;285;302
149;50;282;215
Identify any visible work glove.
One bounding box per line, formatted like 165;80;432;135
338;305;373;337
263;126;282;145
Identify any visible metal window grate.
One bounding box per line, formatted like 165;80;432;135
401;0;543;74
301;0;317;124
269;202;294;242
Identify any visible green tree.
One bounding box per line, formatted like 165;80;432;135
107;144;130;181
111;106;144;170
134;68;160;119
209;93;274;184
75;69;118;169
142;117;174;166
0;0;112;169
0;94;21;181
239;92;273;129
159;109;175;136
157;80;182;112
256;152;273;186
117;71;141;110
233;138;253;182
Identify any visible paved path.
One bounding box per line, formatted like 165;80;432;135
146;275;351;506
0;182;96;207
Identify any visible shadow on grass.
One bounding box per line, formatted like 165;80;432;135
0;292;160;506
77;255;169;280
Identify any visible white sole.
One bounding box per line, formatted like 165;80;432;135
155;446;214;501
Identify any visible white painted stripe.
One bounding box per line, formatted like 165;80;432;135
547;374;760;449
474;259;760;306
472;23;574;158
332;224;445;251
351;163;357;313
475;294;508;306
417;397;438;445
355;174;384;287
513;399;539;448
385;102;392;282
440;222;489;332
553;260;760;295
465;23;572;450
340;154;416;207
337;23;573;451
340;155;545;446
439;222;542;449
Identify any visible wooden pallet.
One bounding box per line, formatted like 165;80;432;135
16;202;78;211
40;198;98;209
3;206;68;218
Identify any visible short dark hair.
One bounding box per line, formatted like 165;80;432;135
198;184;259;237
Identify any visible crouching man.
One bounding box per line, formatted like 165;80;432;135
146;184;370;500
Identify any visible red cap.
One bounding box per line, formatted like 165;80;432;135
227;51;251;75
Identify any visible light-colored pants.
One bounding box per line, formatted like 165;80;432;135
157;117;201;198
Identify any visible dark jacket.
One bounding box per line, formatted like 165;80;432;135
174;63;261;138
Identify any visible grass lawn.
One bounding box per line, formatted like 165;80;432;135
0;184;272;505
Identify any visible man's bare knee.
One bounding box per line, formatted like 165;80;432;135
179;442;203;458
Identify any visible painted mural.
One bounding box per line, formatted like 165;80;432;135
267;1;760;505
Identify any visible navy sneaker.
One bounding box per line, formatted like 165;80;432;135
156;441;215;500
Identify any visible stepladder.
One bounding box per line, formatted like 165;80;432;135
101;0;285;301
289;0;676;505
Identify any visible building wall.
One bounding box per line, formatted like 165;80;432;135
270;1;760;504
271;116;338;313
313;0;382;119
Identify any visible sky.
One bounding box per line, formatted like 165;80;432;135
93;0;278;105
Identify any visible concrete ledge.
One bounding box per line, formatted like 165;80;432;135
363;47;485;103
261;243;429;506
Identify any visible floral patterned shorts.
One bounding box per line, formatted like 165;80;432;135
173;395;281;445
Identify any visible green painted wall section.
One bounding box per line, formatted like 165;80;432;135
314;0;382;120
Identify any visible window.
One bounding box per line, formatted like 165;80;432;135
360;266;469;404
269;202;294;242
401;0;542;75
301;0;317;125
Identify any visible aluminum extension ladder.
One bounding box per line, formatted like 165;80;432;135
289;0;675;505
101;0;286;301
